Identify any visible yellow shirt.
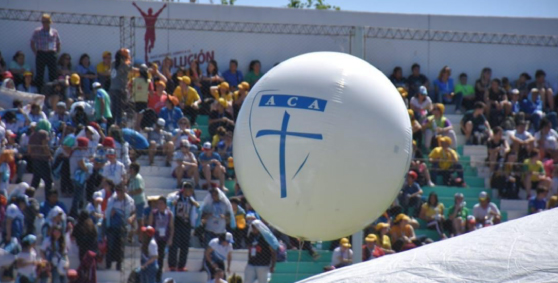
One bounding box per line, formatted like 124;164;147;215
173;86;201;106
96;62;110;74
524;159;544;181
428;147;459;170
379;234;392;250
131;77;150;103
420;203;444;219
212;134;221;148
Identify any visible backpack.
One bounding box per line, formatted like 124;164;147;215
140;108;158;129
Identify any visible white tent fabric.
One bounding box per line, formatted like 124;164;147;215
300;209;558;283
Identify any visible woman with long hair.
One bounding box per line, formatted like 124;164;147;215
433;66;457;108
201;60;223;97
9;51;31;86
419;192;446;239
40;225;69;283
71;211;98;262
109;48;138;126
185;60;202;92
17;71;38;93
475;67;492;102
245;60;263;87
374;223;395;254
76;53;97;97
57;53;72;78
389;214;418;252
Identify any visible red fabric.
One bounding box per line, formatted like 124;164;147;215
362;245;386;261
77;250;97;283
544;159;554;178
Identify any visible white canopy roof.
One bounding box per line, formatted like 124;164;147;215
300;209;558;283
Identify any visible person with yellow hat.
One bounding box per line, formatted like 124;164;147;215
409;109;423;148
324;237;352;271
210;81;233;110
390;213;418;252
428;136;466;187
423;103;457;149
66;73;84;101
17;71;38;94
173;76;201;125
374;222;395;254
233;81;250;117
96;51;112;89
208;95;235;138
362;233;385;261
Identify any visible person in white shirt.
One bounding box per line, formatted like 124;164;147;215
172;139;200;188
40;225;69;283
16;234;38;283
102;148;127;186
77;125;101;157
472;191;501;226
410;86;433;120
204;232;234;280
327;238;353;270
534;118;558;157
208;268;227;283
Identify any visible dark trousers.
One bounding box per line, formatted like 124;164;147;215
106;226;125;270
30;159;52;199
430;162;464;186
183;105;199;125
156;239;167;282
53;156;73;195
35;51;58;92
110;89;126;125
398;195;422;217
168;223;190;269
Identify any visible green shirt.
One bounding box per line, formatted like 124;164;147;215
244;71;264;86
128;174;146;205
455;83;475;97
448;205;469;221
94;88;113;120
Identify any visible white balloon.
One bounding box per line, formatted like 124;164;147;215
233;52;412;241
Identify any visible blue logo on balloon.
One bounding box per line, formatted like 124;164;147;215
249;94;327;198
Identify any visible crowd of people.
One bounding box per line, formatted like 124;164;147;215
0;11;558;283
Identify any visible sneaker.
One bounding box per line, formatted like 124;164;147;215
427;181;435;187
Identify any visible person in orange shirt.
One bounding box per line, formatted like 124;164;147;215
389;214;417;252
148;80;168;114
429;136;466;187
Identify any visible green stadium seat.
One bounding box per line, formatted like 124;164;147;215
274;262;325;274
457;145;464;156
197;115;209;126
286;250;332;263
271;273;315;283
464;176;484;187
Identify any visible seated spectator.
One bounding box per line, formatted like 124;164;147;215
445;193;469;237
233;81;250;119
212;126;227;148
409;86;432;121
204;232;234;280
1;76;16;91
454;73;475;111
389;66;407;89
76;53;97;98
66;73;84;102
171;117;200;149
222;59;244;92
423;103;457;149
461;101;492;145
16;71;38;94
521;89;558;132
390;214;418;252
497;151;522;199
409;109;422;148
325;238;352;271
407;63;429;98
472;191;501;226
534;118;558;158
374;222;395;254
429;136;465;187
244;60;264;87
513;72;531;98
218;131;234;163
486;126;510;173
410;140;435;187
210;82;233;108
200;142;226;191
508;120;534;161
362;234;385;261
172;140;200;189
523;149;551;199
96;51;112;89
484;78;508;126
209;98;235;137
201;60;224;96
92;82;112;127
9;51;31;86
186;60;203;93
159;96;183;132
504;89;521;118
149;80;168;114
49;101;71;131
398;171;423;217
146;118;174;166
433;66;456;106
464;215;477;233
173;76;201;125
210;269;227;283
528;187;549;214
398;87;409;108
419;192;446;239
528;70;554;111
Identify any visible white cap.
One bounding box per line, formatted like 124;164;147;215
202;141;212;150
419;86;428;95
181;139;191;148
157;118;165;127
92;82;102;89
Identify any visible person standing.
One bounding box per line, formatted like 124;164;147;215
30;14;61;91
244;220;277;283
168;182;199;272
139;226;158;283
128;163;147;239
147;196;174;283
109;49;137;126
104;184;135;271
29;119;53;199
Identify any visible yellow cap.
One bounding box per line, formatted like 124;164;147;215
102;51;111;58
218;98;228;108
365;234;378;243
375;222;389;231
434;103;445;114
397;87;408;98
339;238;351;248
178;76;191;85
70;73;80;85
219;82;230;90
23;71;33;77
238;81;250;90
395;213;410;223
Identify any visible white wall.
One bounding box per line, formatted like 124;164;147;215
1;0;557;84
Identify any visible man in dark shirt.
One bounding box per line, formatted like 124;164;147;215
245;220;276;283
461;102;492;145
407;63;429;98
28;119;52;198
398;171;423;217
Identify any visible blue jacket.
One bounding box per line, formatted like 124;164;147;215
159;106;183;132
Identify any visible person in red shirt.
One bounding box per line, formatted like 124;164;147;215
362;234;385;261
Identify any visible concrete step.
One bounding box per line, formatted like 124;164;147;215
506;210;527;220
500;199;529;211
476;166;490;178
463;145;488;157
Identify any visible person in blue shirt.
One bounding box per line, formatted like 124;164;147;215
39;190;68;217
221;59;243;92
398;171;423;217
199;142;226;191
520;88;558;131
76;53;98;98
528;187;548;214
159;96;183;132
433;66;457;106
